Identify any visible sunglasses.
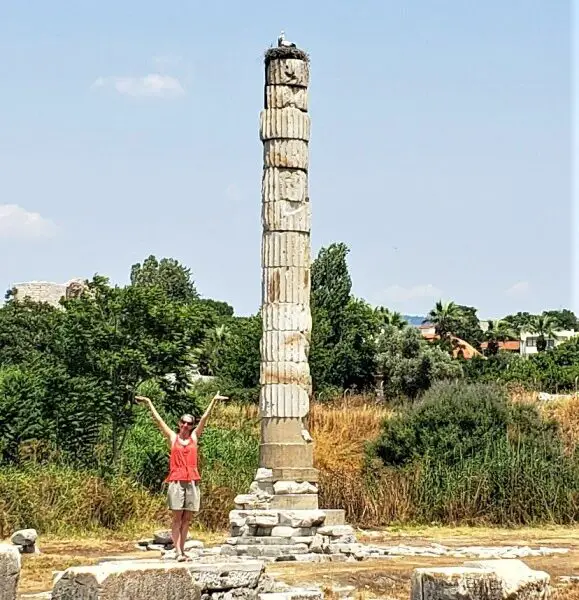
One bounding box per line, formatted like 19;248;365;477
180;420;193;427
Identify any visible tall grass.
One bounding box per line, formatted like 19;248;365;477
0;465;165;537
2;392;579;534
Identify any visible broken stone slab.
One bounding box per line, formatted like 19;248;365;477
255;468;274;483
52;562;201;600
270;526;313;538
411;561;550;600
250;481;275;496
316;525;354;538
464;559;550;598
223;545;309;559
0;544;20;600
11;528;37;547
273;481;317;495
53;560;266;598
278;510;326;528
226;537;312;546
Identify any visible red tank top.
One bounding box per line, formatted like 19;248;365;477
165;434;200;482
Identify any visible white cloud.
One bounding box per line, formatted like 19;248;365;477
380;283;442;303
91;74;185;98
505;281;530;297
0;204;57;239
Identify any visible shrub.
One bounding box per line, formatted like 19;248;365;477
369;381;579;524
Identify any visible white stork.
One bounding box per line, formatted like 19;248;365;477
277;30;296;48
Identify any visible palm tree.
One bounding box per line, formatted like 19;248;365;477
425;301;465;340
483;319;518;356
376;307;408;330
527;314;557;352
194;324;231;375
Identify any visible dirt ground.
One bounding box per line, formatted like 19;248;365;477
13;527;579;599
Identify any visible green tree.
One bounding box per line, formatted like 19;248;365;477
528;314;557;352
503;312;533;332
310;243;379;392
194;324;232;376
376;307;408;330
376;325;462;400
453;305;483;348
543;309;579;331
130;255;199;303
425;301;465;341
217;315;261;397
483;319;518;356
59;275;199;465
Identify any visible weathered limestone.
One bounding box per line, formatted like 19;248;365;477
411;560;550;600
220;41;356;561
52;560;266;600
0;544;20;600
257;45;317;505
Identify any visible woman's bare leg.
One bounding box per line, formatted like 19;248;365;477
180;511;193;555
171;510;184;556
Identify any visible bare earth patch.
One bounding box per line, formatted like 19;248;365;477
14;526;579;599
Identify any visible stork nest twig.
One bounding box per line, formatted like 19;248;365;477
264;46;309;65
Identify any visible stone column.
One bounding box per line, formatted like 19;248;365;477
257;46;319;511
225;46;348;556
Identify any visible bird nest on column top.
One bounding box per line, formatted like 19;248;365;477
264;46;309;64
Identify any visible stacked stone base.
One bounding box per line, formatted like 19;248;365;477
220;509;369;562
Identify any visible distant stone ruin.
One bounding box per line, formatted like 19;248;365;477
11;279;86;308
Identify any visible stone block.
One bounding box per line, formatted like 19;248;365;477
260;387;310;420
261;304;311;334
260;363;310;390
11;529;37;547
52;562;201;600
464;560;550;598
262;168;308;204
266;58;310;87
247;514;278;528
0;544;20;600
269;494;319;510
250;481;275;496
317;525;354;537
278;509;325;528
260;108;310;142
270;526;312;538
255;468;274;483
272;469;319;484
263;140;308;170
263;200;311;234
265;85;308;110
260;330;309;364
186;561;265;591
262;231;309;268
274;481;317;495
410;563;550;600
262;267;310;305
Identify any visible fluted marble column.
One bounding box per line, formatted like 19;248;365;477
258;47;318;508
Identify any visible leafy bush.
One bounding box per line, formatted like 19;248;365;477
371;381;561;467
369;381;579;524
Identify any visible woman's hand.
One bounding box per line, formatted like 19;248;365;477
213;392;229;402
134;395;152;407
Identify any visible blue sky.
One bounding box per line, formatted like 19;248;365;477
0;1;572;318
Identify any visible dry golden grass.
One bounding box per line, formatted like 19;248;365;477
542;395;579;455
310;397;391;472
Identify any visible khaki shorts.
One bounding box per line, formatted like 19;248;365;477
167;481;200;512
